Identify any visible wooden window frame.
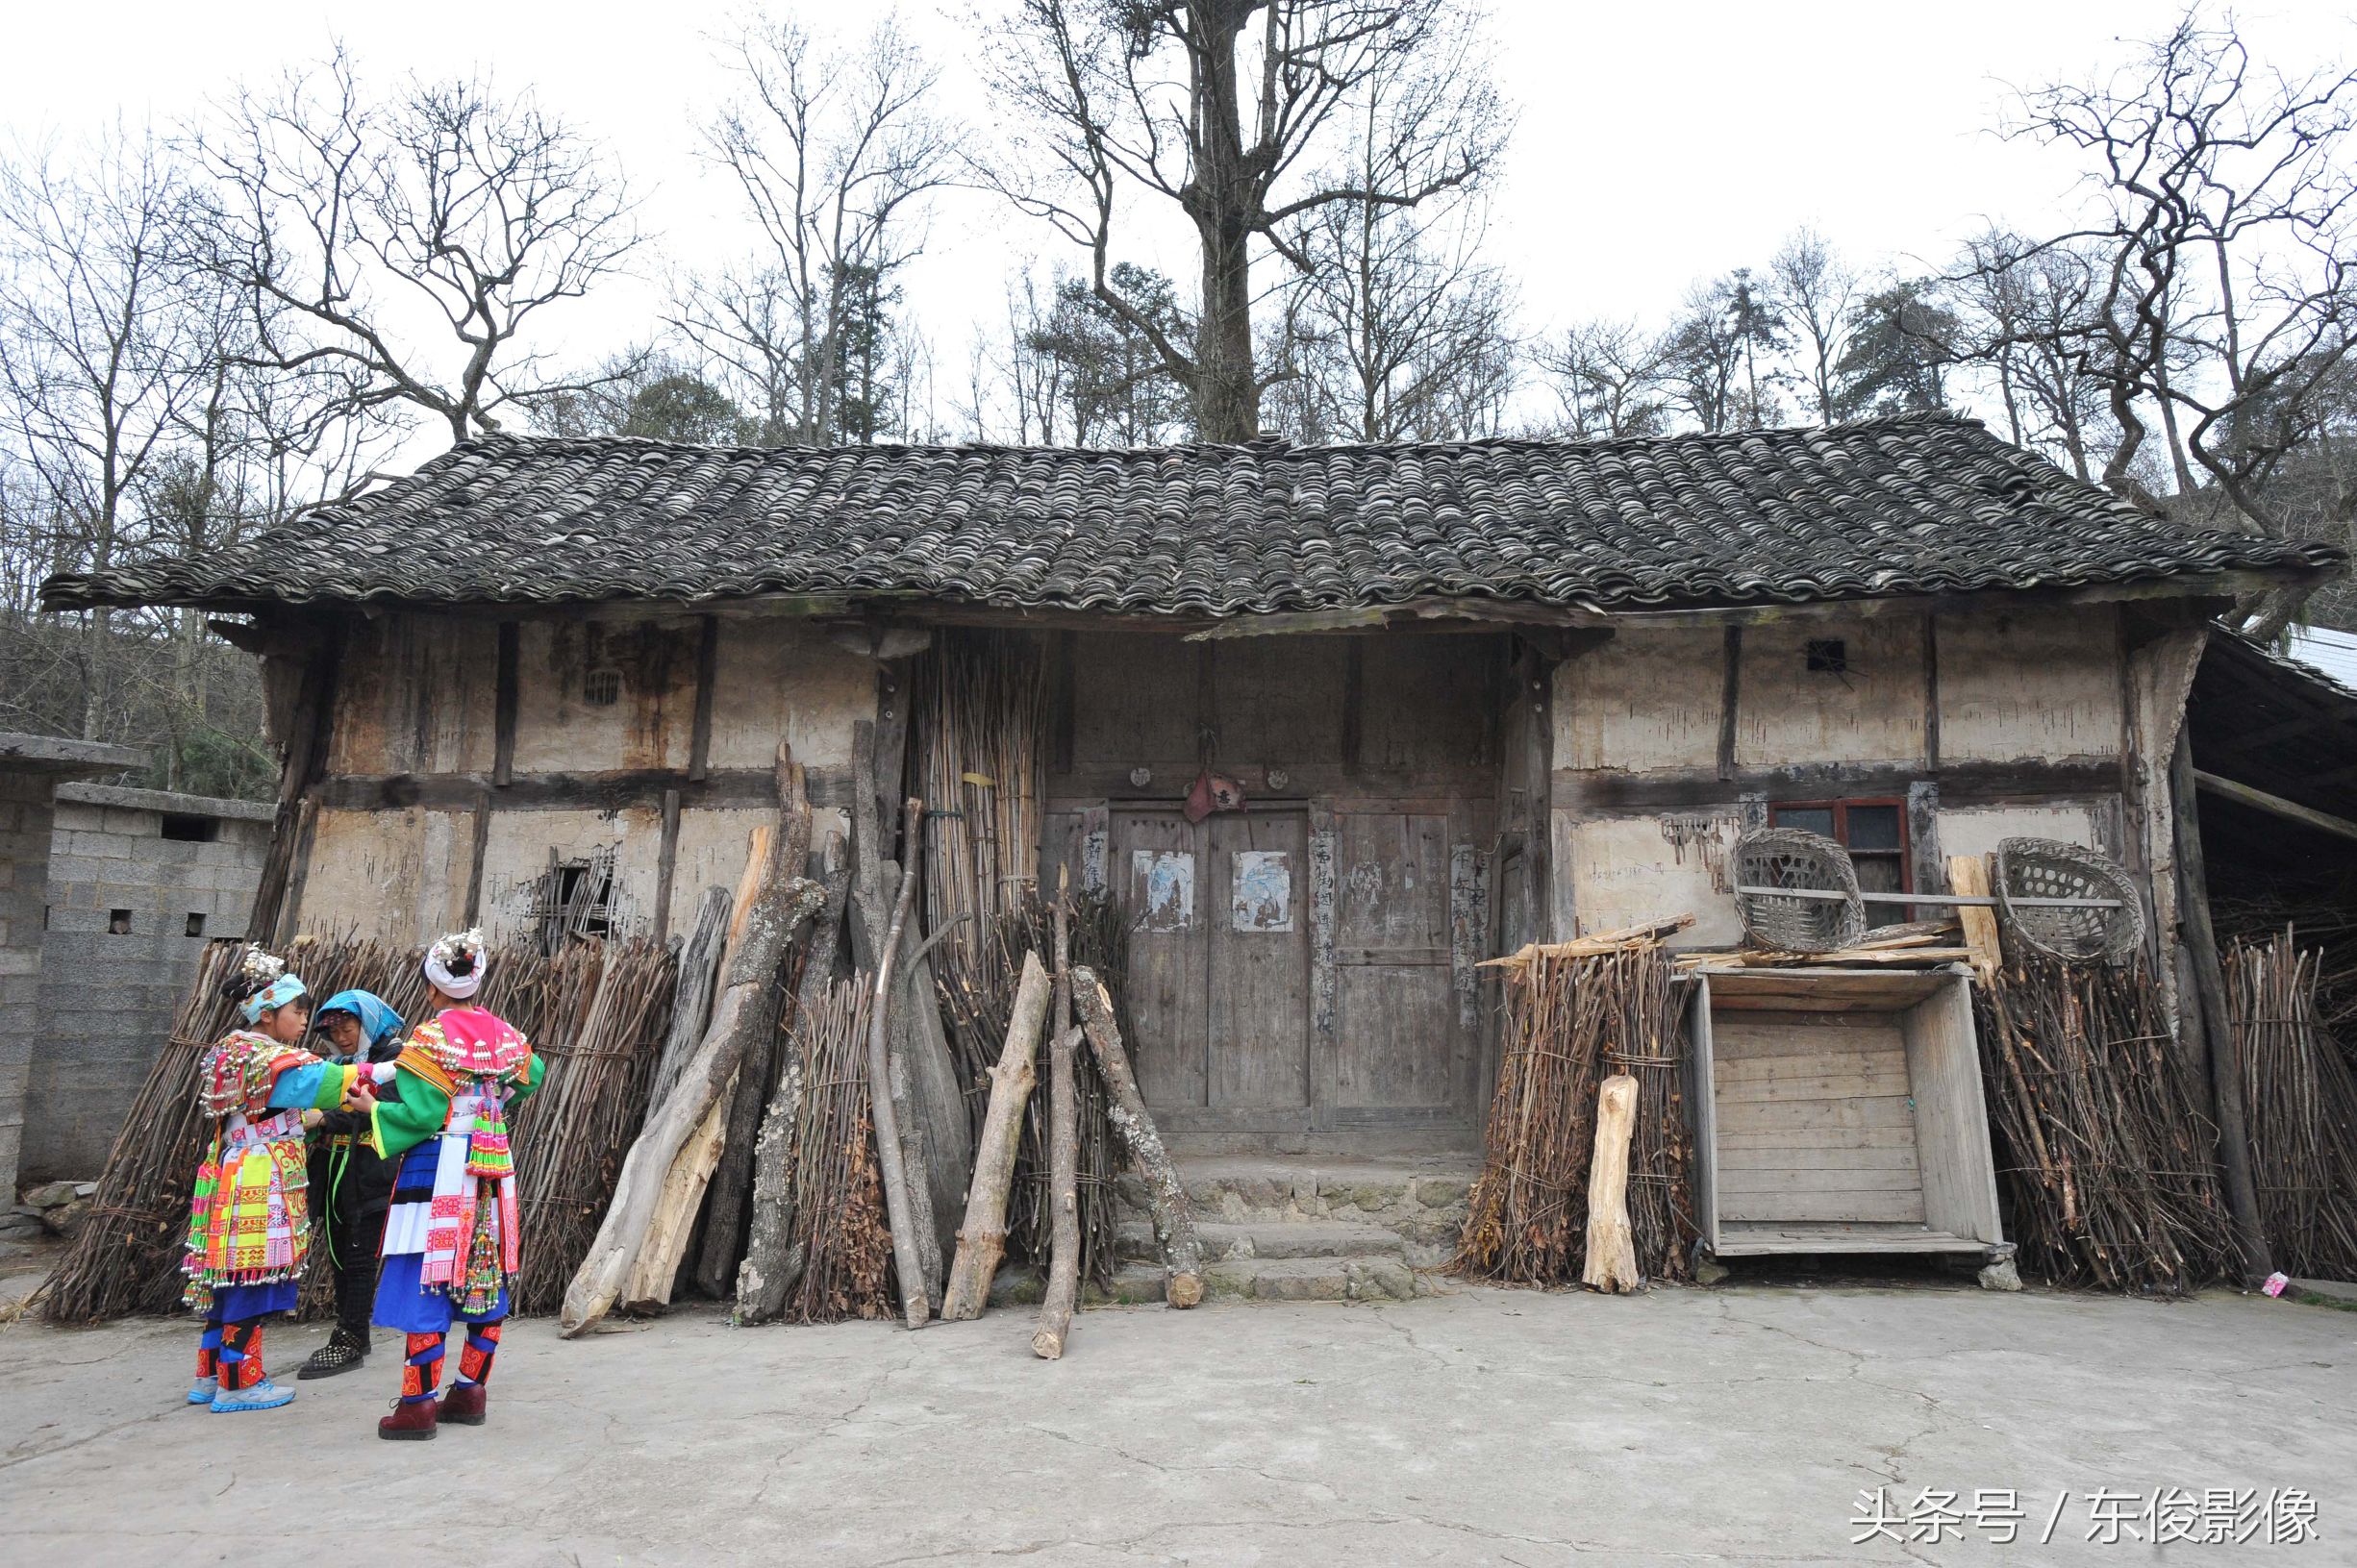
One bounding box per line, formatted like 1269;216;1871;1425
1768;795;1913;896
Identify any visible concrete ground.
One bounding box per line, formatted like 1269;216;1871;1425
1;1282;2351;1566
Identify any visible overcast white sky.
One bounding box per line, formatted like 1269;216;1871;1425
3;0;2346;459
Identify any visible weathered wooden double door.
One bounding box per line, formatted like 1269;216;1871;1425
1116;804;1479;1136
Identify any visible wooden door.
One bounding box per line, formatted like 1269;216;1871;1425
1208;812;1310;1116
1324;810;1467;1126
1113;808;1312;1132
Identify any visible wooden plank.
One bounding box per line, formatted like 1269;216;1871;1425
1718;1122;1921;1150
1721;1188;1926;1224
1208;811;1311;1110
1717;625;1742;782
1901;979;2004;1244
687;614;718;783
1718;1094;1918;1134
492;620;519;787
1718;1144;1924;1173
1713;1222;1987;1257
1118;809;1208;1110
1720;1164;1926;1193
1693;969;1950;1010
2194;767;2357;845
651;785;683;943
1330;809;1461;1115
1690;975;1719;1251
1716;1067;1914;1102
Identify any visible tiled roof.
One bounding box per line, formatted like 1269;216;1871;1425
39;412;2343;616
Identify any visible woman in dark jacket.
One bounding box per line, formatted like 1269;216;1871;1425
298;990;406;1379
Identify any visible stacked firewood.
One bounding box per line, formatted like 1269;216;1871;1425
42;933;675;1324
1973;946;2235;1292
1454;919;1696;1288
2228;928;2357;1281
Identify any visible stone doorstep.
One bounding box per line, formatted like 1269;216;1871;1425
1116;1216;1406;1263
1097;1253;1433;1306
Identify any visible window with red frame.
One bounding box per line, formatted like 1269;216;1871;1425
1768;798;1910;924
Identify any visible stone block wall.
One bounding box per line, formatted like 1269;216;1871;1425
24;787;271;1182
0;772;58;1202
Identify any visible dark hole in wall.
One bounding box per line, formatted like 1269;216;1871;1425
109;908;132;934
1805;638;1848;674
160;813;217;842
186;912;206;937
531;850;617;955
583;667;623;708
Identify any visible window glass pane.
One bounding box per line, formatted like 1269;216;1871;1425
1776;807;1836;837
1847;805;1902;851
1854;854;1904;895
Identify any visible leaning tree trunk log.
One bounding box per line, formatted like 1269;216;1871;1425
1582;1074;1641;1293
943;951;1052;1320
559;868;822;1336
1071;965;1203;1308
735;849;851;1324
2170;728;2275;1284
1033;885;1081;1359
867;797;934;1329
694;760;817;1297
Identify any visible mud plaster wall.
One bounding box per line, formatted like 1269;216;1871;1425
1548;605;2132;943
289;611;876;945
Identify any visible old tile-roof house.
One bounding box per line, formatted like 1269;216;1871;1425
42;411;2342;1157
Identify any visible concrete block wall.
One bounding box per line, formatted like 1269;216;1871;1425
24;788;271;1182
0;772;57;1202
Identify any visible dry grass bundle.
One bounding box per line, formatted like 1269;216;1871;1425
43;934;674;1324
1974;949;2233;1292
2229;928;2357;1281
777;976;894;1323
1453;941;1693;1286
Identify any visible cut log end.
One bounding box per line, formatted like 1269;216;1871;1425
1166;1271;1205;1310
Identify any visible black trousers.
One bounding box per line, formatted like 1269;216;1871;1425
312;1139;389;1342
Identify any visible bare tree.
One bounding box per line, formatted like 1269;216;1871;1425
984;0;1506;442
1532;319;1670;439
1768;229;1859;425
194;51;642;446
0;130;209;738
676;15;954;445
2004;10;2357;631
1950;230;2117;480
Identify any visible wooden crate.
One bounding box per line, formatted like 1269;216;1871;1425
1688;966;2006;1260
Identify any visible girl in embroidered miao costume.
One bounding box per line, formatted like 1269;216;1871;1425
370;929;543;1441
183;947;379;1413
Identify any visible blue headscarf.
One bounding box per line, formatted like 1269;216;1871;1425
240;972;307;1024
313;990;406;1062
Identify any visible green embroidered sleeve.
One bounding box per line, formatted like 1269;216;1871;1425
368;1071;453;1162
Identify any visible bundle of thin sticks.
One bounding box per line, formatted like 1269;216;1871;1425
938;887;1127;1289
1973;947;2233;1292
1453;936;1693;1285
775;976;894;1323
2228;928;2357;1281
914;629;1046;1133
43;934;674;1324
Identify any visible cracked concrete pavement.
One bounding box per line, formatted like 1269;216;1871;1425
1;1282;2350;1565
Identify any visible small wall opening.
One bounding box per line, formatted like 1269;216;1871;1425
160;813;218;842
186;912;206;937
529;848;617;954
108;908;132;934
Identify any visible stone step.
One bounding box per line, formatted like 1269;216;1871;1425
1116;1217;1407;1264
1093;1254;1432;1306
1117;1158;1476;1268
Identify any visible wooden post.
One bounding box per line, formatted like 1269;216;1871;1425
1581;1073;1641;1293
1032;876;1081;1359
1946;855;2003;980
2169;728;2275;1284
867;797;934;1328
1071;966;1203;1308
942;951;1052;1320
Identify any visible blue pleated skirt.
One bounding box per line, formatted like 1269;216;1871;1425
206;1280;300;1322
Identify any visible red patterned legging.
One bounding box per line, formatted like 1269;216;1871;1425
401;1319;504;1403
206;1320;265;1390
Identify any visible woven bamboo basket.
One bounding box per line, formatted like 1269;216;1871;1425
1994;837;2144;963
1732;827;1865;953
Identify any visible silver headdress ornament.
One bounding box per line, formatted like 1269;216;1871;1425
238;946;287;986
424;927;489;999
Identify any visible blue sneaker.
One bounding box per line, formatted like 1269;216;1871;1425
187;1376;217;1406
212;1378;296;1412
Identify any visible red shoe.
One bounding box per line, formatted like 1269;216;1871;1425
439;1381;487;1427
378;1397;439;1441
